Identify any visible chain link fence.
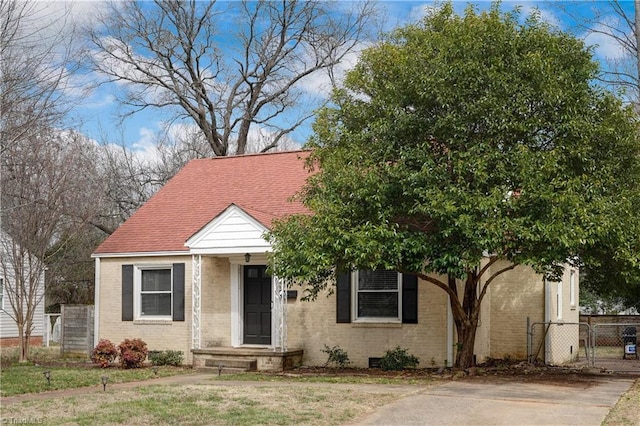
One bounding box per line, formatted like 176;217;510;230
527;320;640;373
528;322;589;366
591;323;639;373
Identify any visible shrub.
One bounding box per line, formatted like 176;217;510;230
91;339;118;368
118;338;148;369
148;350;184;366
379;346;419;371
321;344;350;368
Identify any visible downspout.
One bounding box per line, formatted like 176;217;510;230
93;257;100;347
447;295;454;367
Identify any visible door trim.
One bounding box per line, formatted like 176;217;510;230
230;261;273;348
242;265;272;345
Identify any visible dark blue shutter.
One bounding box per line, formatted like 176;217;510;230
172;263;185;321
122;265;134;321
336;272;351;323
402;273;418;323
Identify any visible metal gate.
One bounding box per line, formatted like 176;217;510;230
528;321;640;373
527;322;591;366
592;323;640;373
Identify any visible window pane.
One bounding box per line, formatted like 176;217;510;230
141;269;171;292
141;293;172;316
358;270;398;290
358;293;398;317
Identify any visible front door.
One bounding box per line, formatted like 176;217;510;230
243;265;272;345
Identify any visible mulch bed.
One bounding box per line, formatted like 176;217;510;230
278;359;615;387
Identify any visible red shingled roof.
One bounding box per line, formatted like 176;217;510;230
94;150;312;255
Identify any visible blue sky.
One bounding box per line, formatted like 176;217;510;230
47;1;635;158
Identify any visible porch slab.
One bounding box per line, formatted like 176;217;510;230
192;347;303;372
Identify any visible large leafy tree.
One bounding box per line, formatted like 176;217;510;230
268;3;640;369
554;0;640;311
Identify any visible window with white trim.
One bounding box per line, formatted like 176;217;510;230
0;277;3;310
354;270;401;321
556;281;563;320
136;267;172;318
569;270;576;308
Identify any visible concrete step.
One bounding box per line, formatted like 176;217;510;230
203;357;257;371
195;366;249;375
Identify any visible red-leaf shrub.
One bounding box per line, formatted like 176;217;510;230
118;338;148;369
91;339;118;368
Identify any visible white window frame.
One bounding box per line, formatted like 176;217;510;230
134;265;173;320
569;270;576;308
556;281;563;321
352;270;402;323
0;277;4;311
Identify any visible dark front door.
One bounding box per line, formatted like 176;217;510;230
243;265;272;345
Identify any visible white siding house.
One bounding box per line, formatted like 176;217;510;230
0;230;45;346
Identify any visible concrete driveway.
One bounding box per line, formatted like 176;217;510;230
356;376;634;426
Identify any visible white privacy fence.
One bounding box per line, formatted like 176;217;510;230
43;313;61;346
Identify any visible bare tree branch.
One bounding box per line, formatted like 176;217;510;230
85;0;378;156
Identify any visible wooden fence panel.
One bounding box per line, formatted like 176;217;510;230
60;305;94;357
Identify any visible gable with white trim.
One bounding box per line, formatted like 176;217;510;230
185;205;271;255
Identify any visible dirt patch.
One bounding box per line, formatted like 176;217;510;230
281;359;629;388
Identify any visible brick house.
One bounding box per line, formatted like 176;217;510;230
92;151;579;369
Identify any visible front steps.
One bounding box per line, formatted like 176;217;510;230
192;347;304;372
204;357;257;372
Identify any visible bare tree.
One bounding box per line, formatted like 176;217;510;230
555;1;640;108
0;0;83;155
86;0;378;156
0;0;97;361
90;125;211;233
1;129;104;362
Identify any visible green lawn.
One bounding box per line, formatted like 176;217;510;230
0;364;192;397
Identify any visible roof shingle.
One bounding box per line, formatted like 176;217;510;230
94;150;311;255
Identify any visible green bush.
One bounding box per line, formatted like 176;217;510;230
321;344;350;368
148;350;184;366
118;338;148;369
379;346;419;371
91;339;118;368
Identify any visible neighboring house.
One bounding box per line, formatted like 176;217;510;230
92;151;579;370
0;230;45;346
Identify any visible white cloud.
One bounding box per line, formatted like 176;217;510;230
130;127;162;163
518;3;562;28
584;22;628;61
296;41;373;98
408;3;437;23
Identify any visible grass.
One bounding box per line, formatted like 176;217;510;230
602;377;640;426
0;346;69;367
2;347;638;425
215;371;435;385
0;346;191;397
1;382;402;425
0;364;192;396
592;345;630;359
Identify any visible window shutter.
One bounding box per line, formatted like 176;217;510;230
172;263;185;321
402;273;418;324
122;265;134;321
336;271;351;323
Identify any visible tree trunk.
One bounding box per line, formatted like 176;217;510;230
454;319;478;369
449;272;481;370
17;323;28;363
